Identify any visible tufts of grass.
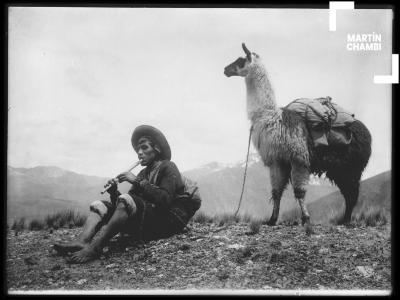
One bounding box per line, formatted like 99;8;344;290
240;213;254;223
191;211;260;225
351;208;388;227
11;217;26;232
192;211;214;224
215;213;241;226
28;219;46;231
44;209;87;229
248;219;263;235
280;209;301;226
10;209;87;232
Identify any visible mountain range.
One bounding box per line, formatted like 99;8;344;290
184;153;338;219
6;154;391;224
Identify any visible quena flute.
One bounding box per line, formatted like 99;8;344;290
101;160;142;194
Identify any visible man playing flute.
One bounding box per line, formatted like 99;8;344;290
53;125;200;263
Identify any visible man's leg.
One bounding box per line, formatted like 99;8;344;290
67;194;137;263
53;200;110;254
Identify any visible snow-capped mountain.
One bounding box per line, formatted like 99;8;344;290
184;153;328;186
7;158;341;224
182;155;338;219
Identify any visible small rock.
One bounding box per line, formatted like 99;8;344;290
342;274;352;280
105;263;117;269
178;243;191;251
318;248;329;254
227;244;244;249
24;256;39;265
356;266;374;278
216;270;229;280
51;264;62;271
77;279;87;285
262;285;273;289
149;257;158;264
270;240;282;248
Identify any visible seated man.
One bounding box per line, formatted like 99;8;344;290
53;125;197;263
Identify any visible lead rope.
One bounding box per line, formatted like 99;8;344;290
234;125;254;217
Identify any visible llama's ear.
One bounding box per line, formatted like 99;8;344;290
242;43;251;60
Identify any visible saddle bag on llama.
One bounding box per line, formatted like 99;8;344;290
285;96;356;147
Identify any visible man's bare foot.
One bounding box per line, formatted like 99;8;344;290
53;241;86;255
66;246;100;264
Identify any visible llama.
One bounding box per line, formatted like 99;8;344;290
224;43;371;227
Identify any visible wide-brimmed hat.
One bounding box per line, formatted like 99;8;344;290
131;125;171;160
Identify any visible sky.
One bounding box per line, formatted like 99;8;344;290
8;7;392;179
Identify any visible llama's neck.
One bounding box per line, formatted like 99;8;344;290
245;63;277;123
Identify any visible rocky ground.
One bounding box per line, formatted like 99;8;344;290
6;222;391;294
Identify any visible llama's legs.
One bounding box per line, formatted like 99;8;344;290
267;163;290;226
334;175;360;224
291;163;311;226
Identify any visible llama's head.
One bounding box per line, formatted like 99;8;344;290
224;43;261;77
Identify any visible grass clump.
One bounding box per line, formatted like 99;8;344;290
11;217;26;232
192;211;261;226
28;219;46;231
215;213;241;226
10;209;87;232
248;219;263;235
351;208;388;227
192;211;214;224
44;209;87;229
280;209;301;226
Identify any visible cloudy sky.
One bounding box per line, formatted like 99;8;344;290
8;7;392;179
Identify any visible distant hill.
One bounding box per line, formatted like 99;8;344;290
7;155;344;224
7;166;132;224
281;170;391;224
183;153;338;219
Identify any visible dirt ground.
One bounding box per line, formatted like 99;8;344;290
6;222;391;294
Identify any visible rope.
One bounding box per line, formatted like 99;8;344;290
234;125;254;217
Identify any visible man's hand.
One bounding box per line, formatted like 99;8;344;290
116;172;137;184
105;178;119;195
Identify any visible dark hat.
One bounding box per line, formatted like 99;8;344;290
131;125;171;160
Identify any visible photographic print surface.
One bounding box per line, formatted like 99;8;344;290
7;5;392;295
